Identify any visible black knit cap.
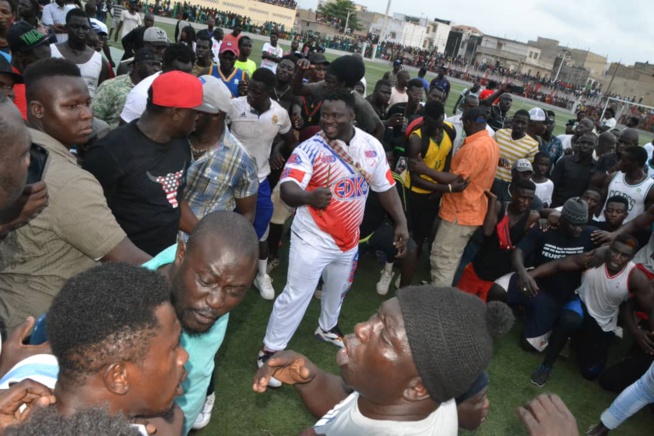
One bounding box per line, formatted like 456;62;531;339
326;55;365;88
396;286;514;403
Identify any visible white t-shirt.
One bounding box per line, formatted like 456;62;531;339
601;117;617;131
388;87;408;106
280;128;394;253
313;392;458;435
227;97;292;182
557;134;573;151
41;3;76;43
533;179;554;207
120;10;143;39
211;38;222;64
120;71;161;123
260;42;284;72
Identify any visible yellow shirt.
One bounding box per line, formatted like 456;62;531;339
404;123;454;194
494;128;539;181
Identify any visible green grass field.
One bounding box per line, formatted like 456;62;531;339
106;23;654;435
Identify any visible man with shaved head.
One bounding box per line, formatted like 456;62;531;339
144;211;259;432
551;132;598;207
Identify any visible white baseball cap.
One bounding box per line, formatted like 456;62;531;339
199;75;233;114
528;107;546;122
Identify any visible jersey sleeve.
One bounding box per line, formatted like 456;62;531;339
279;146;313;189
369;143;395;193
278;107;292;135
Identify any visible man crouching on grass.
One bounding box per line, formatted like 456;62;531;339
253;286;514;434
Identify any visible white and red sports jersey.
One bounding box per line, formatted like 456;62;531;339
280;128;394;253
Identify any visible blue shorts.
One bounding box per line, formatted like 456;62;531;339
254;179;273;240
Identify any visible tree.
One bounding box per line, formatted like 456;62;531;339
317;0;362;33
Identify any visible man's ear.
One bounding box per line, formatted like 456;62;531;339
103;362;130;395
30;100;44;120
174;240;186;266
402;376;431;402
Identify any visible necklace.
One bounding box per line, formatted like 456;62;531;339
274;84;290;101
188;138;209;160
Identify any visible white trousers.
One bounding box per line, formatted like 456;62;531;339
263;231;358;351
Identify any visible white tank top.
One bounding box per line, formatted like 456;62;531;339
600;171;654;223
577;262;635;333
50;45;103;98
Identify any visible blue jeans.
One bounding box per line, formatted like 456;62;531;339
601;361;654;429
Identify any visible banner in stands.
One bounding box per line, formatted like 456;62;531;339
190;0;296;29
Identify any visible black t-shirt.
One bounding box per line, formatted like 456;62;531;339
385;102;422;154
490;179;543;211
82;122;191;256
517;226;597;302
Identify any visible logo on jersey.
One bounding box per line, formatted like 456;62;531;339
288;154;302;165
272;114;279;124
146;167;184;208
333;176;368;201
365;150;377;158
321;155;336;164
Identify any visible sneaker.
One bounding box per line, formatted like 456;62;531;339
315;325;345;348
254;274;275;300
266;257;280;274
530;365;552;388
376;269;395;295
191;392;215;430
257;349;282;388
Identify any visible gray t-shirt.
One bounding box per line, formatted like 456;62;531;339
313;392;458;435
305;82;382;136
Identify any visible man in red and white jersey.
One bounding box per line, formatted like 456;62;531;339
257;89;409;385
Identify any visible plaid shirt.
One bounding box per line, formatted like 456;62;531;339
184;128;259;218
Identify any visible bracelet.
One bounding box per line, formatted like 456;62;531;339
448;184;452;193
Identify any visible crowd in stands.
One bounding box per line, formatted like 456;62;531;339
2;3;654;435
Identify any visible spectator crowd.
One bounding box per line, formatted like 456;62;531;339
1;2;654;436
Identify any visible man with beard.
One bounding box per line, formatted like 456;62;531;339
254;286;514;434
47;263;189;433
83;71;215;256
271;55;297;115
257;89;408;386
144;211;259;432
0;58;149;329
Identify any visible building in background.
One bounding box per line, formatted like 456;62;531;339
444;25;483;62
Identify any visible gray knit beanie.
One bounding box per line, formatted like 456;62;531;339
561;197;588;225
396;286;514;403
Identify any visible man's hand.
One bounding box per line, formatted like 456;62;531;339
253;351;317;393
517;271;539;297
384;113;404;128
308;188;331;210
517;394;579;436
0;317;52;380
451;177;470;192
269;152;286;170
633;329;654;355
296;58;311;71
407;153;430;174
393;222;409;258
591;229;616;246
53;23;66;33
0;182;48;238
499;157;511;169
0;379;56;432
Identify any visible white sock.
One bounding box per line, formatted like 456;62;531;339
384;262;394;273
258;259;268;277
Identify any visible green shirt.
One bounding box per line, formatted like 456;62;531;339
92;74;134;128
142;244;229;435
234;59;256;78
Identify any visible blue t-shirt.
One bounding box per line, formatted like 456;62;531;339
143;244;229;435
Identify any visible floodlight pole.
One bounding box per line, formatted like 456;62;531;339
374;0;392;59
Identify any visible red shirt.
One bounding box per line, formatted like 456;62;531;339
12;66;27;120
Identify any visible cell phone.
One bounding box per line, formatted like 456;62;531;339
26;143;48;185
